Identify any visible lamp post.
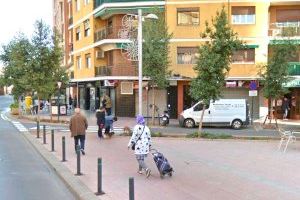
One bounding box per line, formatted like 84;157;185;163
137;9;158;115
57;81;62;121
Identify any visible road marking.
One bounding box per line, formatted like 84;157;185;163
0;113;10;121
11;121;29;132
59;126;127;134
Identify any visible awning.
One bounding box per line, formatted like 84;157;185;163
244;44;259;48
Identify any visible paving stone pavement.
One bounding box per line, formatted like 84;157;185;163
29;129;300;200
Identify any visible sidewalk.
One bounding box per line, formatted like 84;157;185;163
28;130;300;200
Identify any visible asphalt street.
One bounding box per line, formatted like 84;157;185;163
0;95;75;200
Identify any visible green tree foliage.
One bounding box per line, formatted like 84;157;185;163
0;33;33;99
190;7;242;133
142;8;172;123
143;8;172;89
0;20;68;101
260;40;297;115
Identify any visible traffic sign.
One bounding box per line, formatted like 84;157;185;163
249;81;257;90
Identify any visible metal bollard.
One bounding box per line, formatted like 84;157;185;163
129;177;134;200
43;125;46;144
36;121;40;138
95;158;105;195
75;145;82;176
51;130;54;152
62;136;66;162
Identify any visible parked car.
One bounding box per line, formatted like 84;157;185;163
179;99;250;130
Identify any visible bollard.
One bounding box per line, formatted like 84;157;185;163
129;177;134;200
36;121;40;138
75;145;82;176
51;129;54;152
43;125;46;144
62;136;66;162
95;158;105;195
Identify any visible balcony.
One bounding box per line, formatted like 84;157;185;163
95;65;138;77
94;26;124;42
288;62;300;76
269;22;300;37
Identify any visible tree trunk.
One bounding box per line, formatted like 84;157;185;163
151;85;156;125
50;100;53;122
269;97;272;124
198;105;206;137
18;96;22;117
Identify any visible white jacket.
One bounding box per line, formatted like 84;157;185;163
128;124;151;155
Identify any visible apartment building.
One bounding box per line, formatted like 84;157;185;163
61;0;300;119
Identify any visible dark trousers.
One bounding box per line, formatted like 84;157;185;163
98;124;104;138
74;135;85;151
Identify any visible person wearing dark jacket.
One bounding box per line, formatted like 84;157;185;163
96;107;106;138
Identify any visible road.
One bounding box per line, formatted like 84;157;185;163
0;95;75;200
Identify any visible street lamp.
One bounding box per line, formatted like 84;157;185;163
137;9;158;115
57;81;62;121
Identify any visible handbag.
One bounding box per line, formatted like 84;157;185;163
131;126;145;150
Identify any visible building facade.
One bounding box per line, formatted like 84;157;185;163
57;0;300;119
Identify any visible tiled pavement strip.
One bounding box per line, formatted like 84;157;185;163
25;128;300;200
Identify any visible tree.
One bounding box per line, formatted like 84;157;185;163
190;7;242;134
0;33;33;100
260;39;297;122
142;8;172;124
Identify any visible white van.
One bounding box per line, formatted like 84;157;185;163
179;99;249;129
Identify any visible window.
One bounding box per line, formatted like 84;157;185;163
85;54;91;68
177;8;199;26
76;27;80;40
84;20;90;37
177;47;199;64
75;0;80;11
193;103;209;111
232;6;255;24
276;9;300;27
76;56;81;69
84;0;89;5
232;49;255;63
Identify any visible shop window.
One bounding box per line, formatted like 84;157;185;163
76;56;81;69
76;27;80;41
85;54;91;68
84;20;90;37
177;8;199;26
232;6;255;24
232;49;255;63
177;47;199;64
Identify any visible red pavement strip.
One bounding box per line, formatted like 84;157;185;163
23;128;300;200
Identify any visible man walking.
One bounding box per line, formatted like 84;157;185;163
69;108;88;155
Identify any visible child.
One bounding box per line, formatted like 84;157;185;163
104;115;117;138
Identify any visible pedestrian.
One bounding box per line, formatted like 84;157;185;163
96;107;106;138
104;115;117;138
282;97;290;120
127;115;152;178
102;93;112;115
69;108;88;155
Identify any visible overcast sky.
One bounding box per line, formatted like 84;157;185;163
0;0;53;46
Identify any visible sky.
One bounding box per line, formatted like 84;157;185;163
0;0;53;47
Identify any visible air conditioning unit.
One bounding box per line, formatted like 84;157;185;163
96;50;104;59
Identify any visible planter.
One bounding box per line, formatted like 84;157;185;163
10;108;19;115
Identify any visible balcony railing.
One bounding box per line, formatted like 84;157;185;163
95;65;138;77
288;62;300;76
94;26;124;42
94;0;162;9
269;22;300;37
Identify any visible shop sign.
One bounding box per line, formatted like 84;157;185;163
249;90;258;97
283;78;300;87
226;81;236;88
60;106;67;115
